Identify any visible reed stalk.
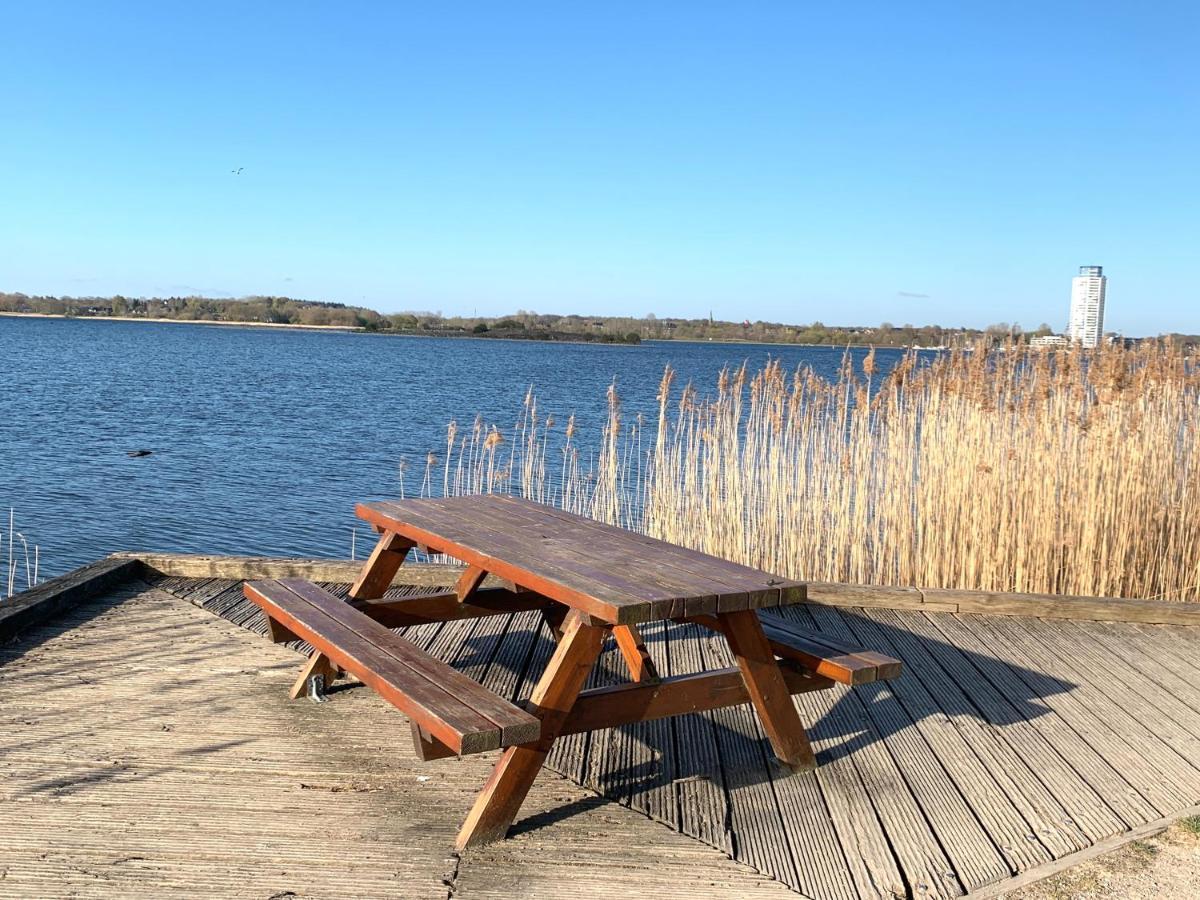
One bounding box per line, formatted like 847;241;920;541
425;341;1200;602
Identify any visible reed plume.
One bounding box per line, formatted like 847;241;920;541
429;341;1200;601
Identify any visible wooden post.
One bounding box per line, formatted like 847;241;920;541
454;564;487;603
455;610;607;849
349;531;414;600
612;623;660;683
719;608;817;771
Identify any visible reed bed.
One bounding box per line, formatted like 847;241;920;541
421;342;1200;601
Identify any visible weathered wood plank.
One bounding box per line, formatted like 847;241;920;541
983;614;1200;796
863;609;1090;859
890;610;1128;845
665;622;734;856
0;555;142;643
925;612;1160;829
794;604;964;899
947;614;1193;814
806;605;1012;891
841;609;1054;873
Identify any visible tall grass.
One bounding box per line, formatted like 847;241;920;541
420;342;1200;601
3;509;41;600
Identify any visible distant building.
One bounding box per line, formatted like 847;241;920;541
1067;265;1107;348
1030;334;1070;348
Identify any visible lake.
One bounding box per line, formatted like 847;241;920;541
1;316;911;578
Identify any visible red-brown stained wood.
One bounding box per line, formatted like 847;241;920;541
542;602;569;641
244;579;540;753
761;612;904;681
612;623;660;683
561;663;833;735
411;722;457;761
265;615;299;644
355;497;807;624
349;531;415;600
454;564;487;603
690;612;901;685
455;610;608;849
719;608;817;771
349;587;549;628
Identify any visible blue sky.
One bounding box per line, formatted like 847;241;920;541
2;2;1196;333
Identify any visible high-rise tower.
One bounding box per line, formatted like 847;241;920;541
1068;265;1106;348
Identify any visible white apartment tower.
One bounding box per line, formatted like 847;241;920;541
1067;265;1107;347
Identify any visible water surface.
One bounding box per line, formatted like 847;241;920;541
1;317;910;577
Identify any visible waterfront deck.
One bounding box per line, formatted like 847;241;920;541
4;556;1200;898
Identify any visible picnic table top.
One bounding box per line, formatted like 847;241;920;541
356;495;807;624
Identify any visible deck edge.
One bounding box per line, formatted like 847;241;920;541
10;552;1190;627
964;802;1200;899
0;554;143;643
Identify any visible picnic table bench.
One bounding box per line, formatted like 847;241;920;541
244;495;902;849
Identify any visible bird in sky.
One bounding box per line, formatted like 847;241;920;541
231;167;243;175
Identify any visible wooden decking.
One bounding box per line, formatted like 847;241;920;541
6;564;1200;898
0;581;791;899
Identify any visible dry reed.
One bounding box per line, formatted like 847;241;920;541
424;342;1200;601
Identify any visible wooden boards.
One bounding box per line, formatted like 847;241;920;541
356;495;806;624
151;572;1200;900
244;578;541;754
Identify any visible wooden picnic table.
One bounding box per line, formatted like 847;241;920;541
244;495;901;849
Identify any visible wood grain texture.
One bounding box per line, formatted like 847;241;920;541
356;496;806;623
244;579;541;753
80;569;1200;899
1;582;797;900
719;608;817;771
456;610;608;849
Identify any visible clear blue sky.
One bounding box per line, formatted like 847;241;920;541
2;2;1196;333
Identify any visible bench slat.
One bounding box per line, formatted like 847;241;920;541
279;579;543;746
245;579;540;754
758;611;903;684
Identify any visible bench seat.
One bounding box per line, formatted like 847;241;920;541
692;610;902;685
244;578;541;755
758;611;902;684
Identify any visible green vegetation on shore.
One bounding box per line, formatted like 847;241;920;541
0;290;1040;347
5;290;1193;347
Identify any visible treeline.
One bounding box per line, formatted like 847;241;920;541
0;292;370;327
10;291;1174;348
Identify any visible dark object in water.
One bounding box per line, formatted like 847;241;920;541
126;450;153;458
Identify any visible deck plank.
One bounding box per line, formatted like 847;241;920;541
803;605;966;899
889;610;1128;844
125;572;1200;900
0;582;793;900
982;615;1200;797
864;608;1091;858
949;614;1194;814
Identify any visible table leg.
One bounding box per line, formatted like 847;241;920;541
719;609;817;771
456;610;607;849
349;531;414;600
613;624;660;683
541;602;569;641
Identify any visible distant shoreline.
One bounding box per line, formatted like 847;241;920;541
0;311;638;345
0;311;954;350
0;311;359;332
